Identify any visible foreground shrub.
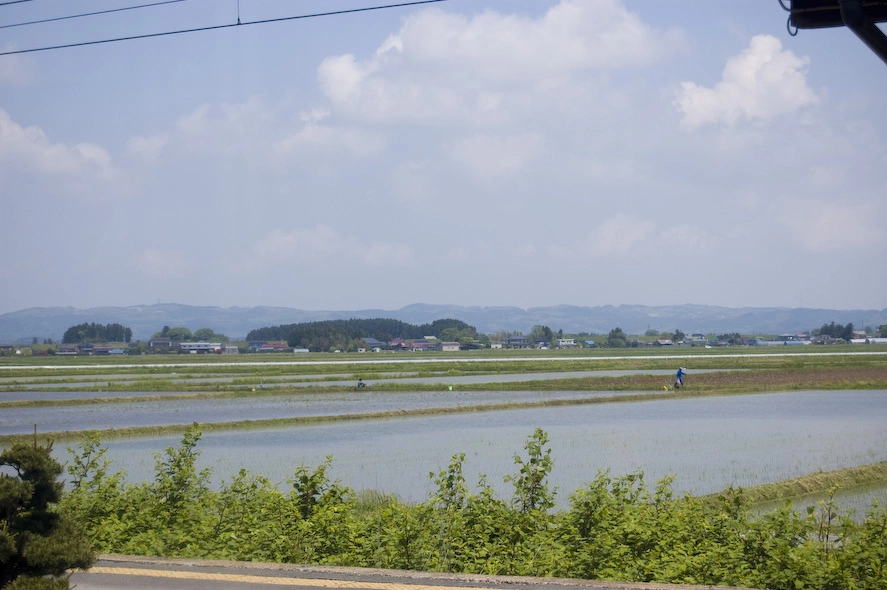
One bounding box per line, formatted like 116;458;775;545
57;426;887;590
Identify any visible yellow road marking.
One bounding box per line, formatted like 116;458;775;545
88;566;489;590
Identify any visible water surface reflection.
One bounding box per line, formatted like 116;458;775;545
60;390;887;504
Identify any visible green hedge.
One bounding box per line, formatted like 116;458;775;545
60;427;887;590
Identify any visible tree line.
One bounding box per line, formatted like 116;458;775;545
62;322;132;344
247;318;477;352
151;325;229;343
52;319;887;351
817;321;855;341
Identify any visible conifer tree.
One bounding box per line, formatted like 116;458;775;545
1;442;94;589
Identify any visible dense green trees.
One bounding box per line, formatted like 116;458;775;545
160;326;193;342
818;322;855;341
150;326;229;343
246;318;477;352
607;327;627;347
529;325;553;346
438;326;477;346
1;443;94;589
61;323;131;344
56;427;887;589
718;332;742;345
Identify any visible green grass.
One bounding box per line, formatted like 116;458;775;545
702;462;887;506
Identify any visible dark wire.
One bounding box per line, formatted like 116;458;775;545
0;0;190;30
0;0;38;6
0;0;454;56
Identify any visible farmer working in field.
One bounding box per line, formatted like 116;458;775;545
675;367;686;388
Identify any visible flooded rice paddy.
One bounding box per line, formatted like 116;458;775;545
45;389;887;506
3;360;884;510
3;388;645;434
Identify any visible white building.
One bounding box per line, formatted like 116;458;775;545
178;342;223;354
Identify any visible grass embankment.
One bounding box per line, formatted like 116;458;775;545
702;462;887;506
490;365;887;393
2;345;885;382
4;363;885;408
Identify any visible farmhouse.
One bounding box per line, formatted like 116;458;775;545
178;342;224;354
506;336;528;349
148;338;174;352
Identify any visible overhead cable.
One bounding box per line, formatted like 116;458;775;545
1;0;190;30
0;0;38;6
0;0;455;56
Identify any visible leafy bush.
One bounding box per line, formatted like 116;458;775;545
56;427;887;590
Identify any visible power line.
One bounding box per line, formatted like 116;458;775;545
0;0;38;6
1;0;191;30
0;0;455;56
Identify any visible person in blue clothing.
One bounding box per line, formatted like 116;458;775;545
675;367;686;388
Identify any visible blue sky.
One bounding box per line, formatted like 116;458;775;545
1;0;885;314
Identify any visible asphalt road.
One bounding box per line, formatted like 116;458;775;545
68;555;758;590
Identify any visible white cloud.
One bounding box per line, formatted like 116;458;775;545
248;225;414;269
0;107;120;194
318;0;684;124
126;98;386;165
272;124;386;159
318;54;376;107
675;35;819;129
399;0;682;75
126;134;167;161
180;98;273;136
300;108;331;123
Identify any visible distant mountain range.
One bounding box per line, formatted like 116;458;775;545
1;303;885;344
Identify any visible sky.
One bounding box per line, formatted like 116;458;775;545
1;0;885;315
